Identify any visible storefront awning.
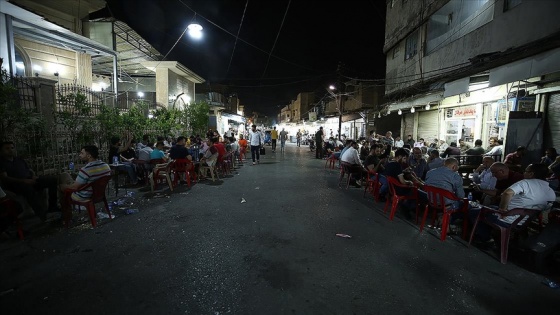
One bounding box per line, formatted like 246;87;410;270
384;93;443;112
341;113;363;122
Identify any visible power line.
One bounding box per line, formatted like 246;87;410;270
225;0;249;79
261;0;291;78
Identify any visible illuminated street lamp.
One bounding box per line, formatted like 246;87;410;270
187;23;203;39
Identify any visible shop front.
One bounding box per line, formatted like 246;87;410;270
441;104;481;147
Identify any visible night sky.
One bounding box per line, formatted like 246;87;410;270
106;0;387;116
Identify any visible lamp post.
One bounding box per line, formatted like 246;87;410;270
328;85;344;141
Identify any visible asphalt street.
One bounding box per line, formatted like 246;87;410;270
0;143;558;315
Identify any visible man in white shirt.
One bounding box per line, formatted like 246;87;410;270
470;163;555;242
413;138;425;148
248;124;264;165
394;136;404;148
438;139;449;153
341;141;367;187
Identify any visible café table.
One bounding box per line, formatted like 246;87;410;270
109;163;126;196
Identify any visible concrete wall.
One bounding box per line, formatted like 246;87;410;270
15;37;78;84
385;0;560;95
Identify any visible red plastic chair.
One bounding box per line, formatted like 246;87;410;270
325;154;338;169
149;161;174;193
363;170;381;201
419;185;469;241
383;176;419;221
171;159;192;188
338;162;361;189
0;198;24;240
63;175;112;228
468;207;541;264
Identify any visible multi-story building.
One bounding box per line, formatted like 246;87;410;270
383;0;560;161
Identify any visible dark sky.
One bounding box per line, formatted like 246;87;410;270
106;0;387;116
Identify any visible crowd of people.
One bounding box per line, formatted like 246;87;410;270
0;127;259;234
322;128;558;247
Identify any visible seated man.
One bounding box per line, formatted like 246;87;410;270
169;136;190;160
408;147;428;180
379;148;422;198
0;141;59;220
424;158;465;212
364;144;387;174
427;150;443;170
470;163;555;242
504;146;526;172
58;145;111;222
474;162;523;206
464;139;485;166
109;136;137;185
340;141;367;187
150;142;168;162
470;156;497;201
440;142;461;158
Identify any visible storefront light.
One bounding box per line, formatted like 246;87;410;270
425;104;431;110
398;109;402;115
410;107;415;113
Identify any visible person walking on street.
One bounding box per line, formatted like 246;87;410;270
280;128;288;153
271;127;278;152
296;130;302;147
315;127;324;159
249;124;263;165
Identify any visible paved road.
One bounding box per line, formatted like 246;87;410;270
1;143;558;314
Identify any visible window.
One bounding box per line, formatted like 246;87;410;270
405;31;418;60
504;0;521;11
425;0;493;54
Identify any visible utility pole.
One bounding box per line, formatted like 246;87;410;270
336;62;344;141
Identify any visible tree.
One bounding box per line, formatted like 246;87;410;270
185;101;209;136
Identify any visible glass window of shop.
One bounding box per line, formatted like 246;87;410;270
444;106;477;146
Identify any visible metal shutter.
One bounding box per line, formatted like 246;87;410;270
403;113;414;138
417;110;440;143
546;93;560;149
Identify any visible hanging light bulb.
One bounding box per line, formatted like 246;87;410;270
378;112;381;118
410;107;415;113
425;104;431;110
387;109;391;115
398;109;402;115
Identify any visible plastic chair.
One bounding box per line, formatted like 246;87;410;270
149;161;174;193
325;154;338;169
338;162;354;189
63;175;112;228
0;198;24;240
363;170;381;201
383;176;419;221
468;207;541;264
132;159;150;185
171;159;192;188
199;159;219;182
419;185;469;241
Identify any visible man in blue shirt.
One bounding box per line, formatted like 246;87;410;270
424;157;465;210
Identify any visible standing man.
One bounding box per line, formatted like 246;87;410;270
315;127;324;159
296;130;302;147
381;131;395;147
279;128;288;153
249;124;263;165
271;127;278;153
406;135;416;148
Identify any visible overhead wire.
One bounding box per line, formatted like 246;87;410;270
225;0;249;78
261;0;291;78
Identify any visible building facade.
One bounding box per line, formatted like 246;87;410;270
383;0;560;162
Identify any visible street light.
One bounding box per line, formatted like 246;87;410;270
327;85;344;141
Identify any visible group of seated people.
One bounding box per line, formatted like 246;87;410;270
0;132;252;233
334;135;557;246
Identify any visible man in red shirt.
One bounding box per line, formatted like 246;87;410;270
475;162;523;205
504;146;526;172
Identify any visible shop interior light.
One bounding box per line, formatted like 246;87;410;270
398;109;402;115
410;107;415;113
425;104;431;110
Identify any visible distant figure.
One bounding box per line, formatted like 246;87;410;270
315;127;324;159
296;130;302;147
279;128;288;153
271;127;278;152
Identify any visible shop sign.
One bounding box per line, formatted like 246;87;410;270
308;112;317;122
451;106;477;118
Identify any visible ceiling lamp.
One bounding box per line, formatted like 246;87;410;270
378;112;381;118
410;107;415;113
398;109;402;115
425;104;431;110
